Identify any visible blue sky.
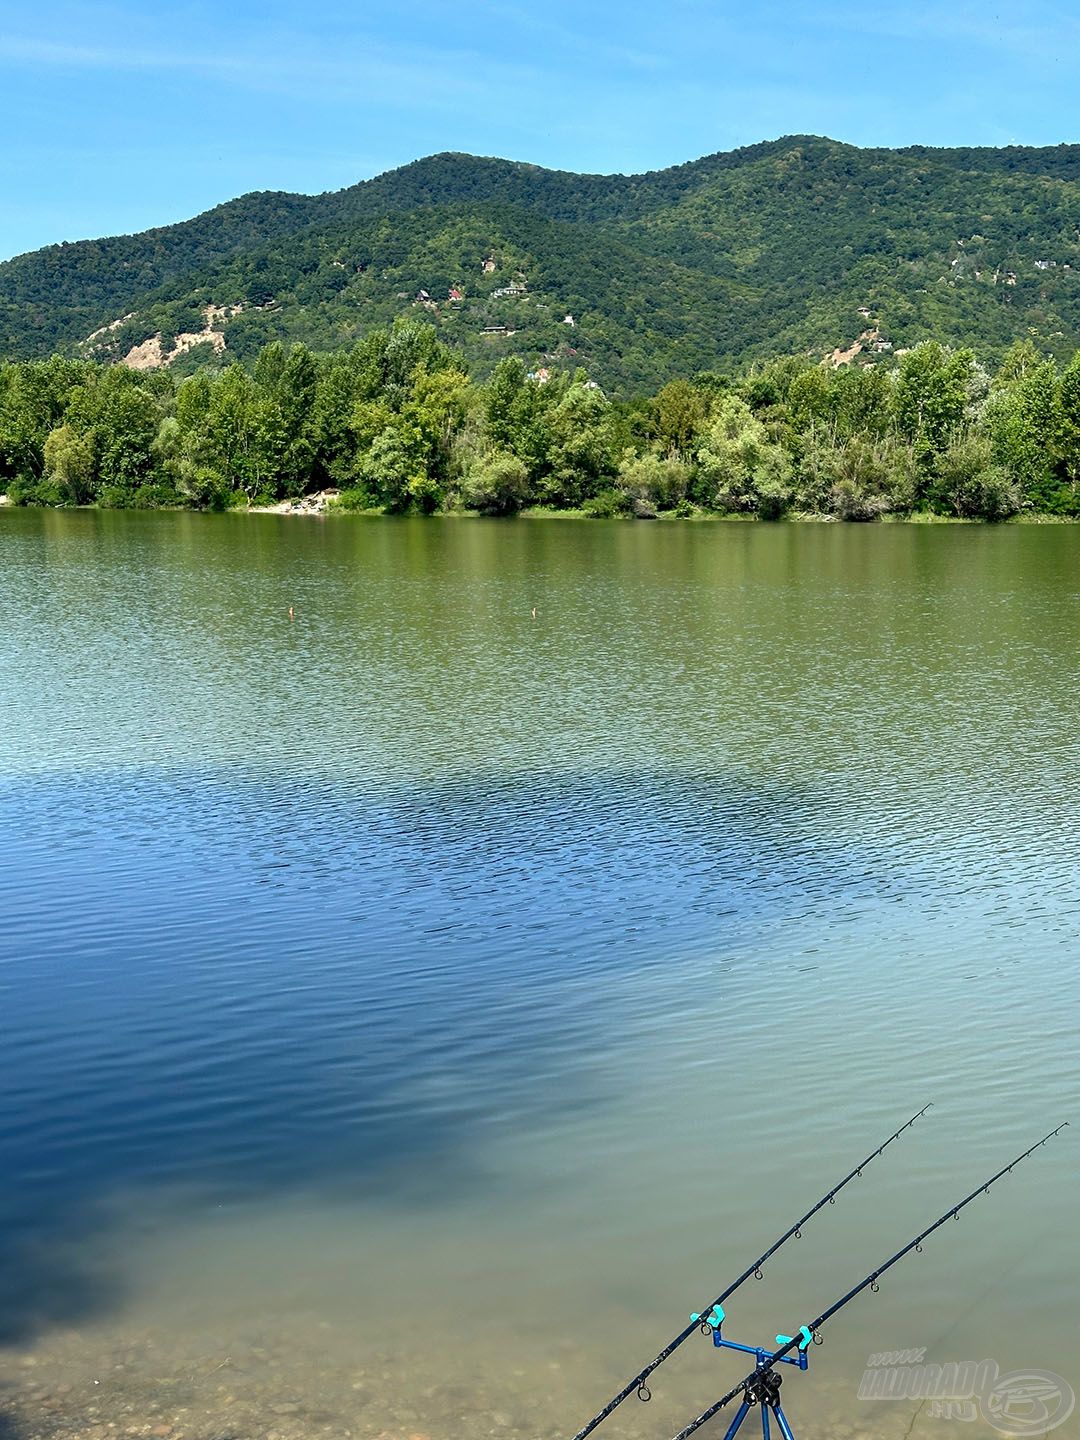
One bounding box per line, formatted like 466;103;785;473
1;0;1077;260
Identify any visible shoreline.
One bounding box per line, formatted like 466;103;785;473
3;494;1076;525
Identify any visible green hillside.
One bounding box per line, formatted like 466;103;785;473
5;136;1080;390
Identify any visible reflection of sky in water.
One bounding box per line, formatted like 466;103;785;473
0;512;1076;1438
1;763;924;1342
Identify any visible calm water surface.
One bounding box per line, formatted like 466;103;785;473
0;511;1077;1440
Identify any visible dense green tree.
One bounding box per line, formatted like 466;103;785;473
462;451;531;514
0;356;88;485
695;394;791;512
786;367;834;430
985;360;1060;509
831;363;892;440
797;433;916;519
42;423;95;504
1056;352;1080;493
201;365;269;497
934;434;1021;519
484;357;528;450
5;324;1080;520
483;358;551;478
42;423;95;503
406;367;470;478
652;380;705;456
68;370;163;499
994;338;1044;389
540;379;617;507
743;356;815;415
312;349;367;485
252;342;319;496
892;342;979;467
617;452;691;511
355;418;428;511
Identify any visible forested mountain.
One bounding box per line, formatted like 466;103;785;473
6;136;1080;391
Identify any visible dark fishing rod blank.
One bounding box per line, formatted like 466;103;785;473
669;1123;1068;1440
568;1104;932;1440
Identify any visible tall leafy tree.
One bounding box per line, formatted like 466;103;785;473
892;342;978;465
986;359;1060;509
541;378;616;507
653;379;705;456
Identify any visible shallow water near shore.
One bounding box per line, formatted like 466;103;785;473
1;511;1077;1440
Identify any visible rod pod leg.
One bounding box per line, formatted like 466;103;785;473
721;1401;752;1439
770;1402;797;1440
760;1402;771;1439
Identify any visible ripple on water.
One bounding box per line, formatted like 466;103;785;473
0;512;1076;1435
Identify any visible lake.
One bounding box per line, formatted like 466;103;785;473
0;510;1077;1440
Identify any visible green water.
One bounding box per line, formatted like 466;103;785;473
0;510;1077;1440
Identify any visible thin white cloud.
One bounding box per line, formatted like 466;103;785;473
472;1;668;71
806;0;1080;65
0;36;233;71
0;30;561;113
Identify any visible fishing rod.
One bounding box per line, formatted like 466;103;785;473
670;1123;1069;1440
569;1104;932;1440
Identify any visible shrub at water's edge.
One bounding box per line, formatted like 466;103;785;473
2;327;1079;521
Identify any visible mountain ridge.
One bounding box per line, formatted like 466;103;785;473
6;135;1080;390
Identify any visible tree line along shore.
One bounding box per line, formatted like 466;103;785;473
1;323;1078;521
